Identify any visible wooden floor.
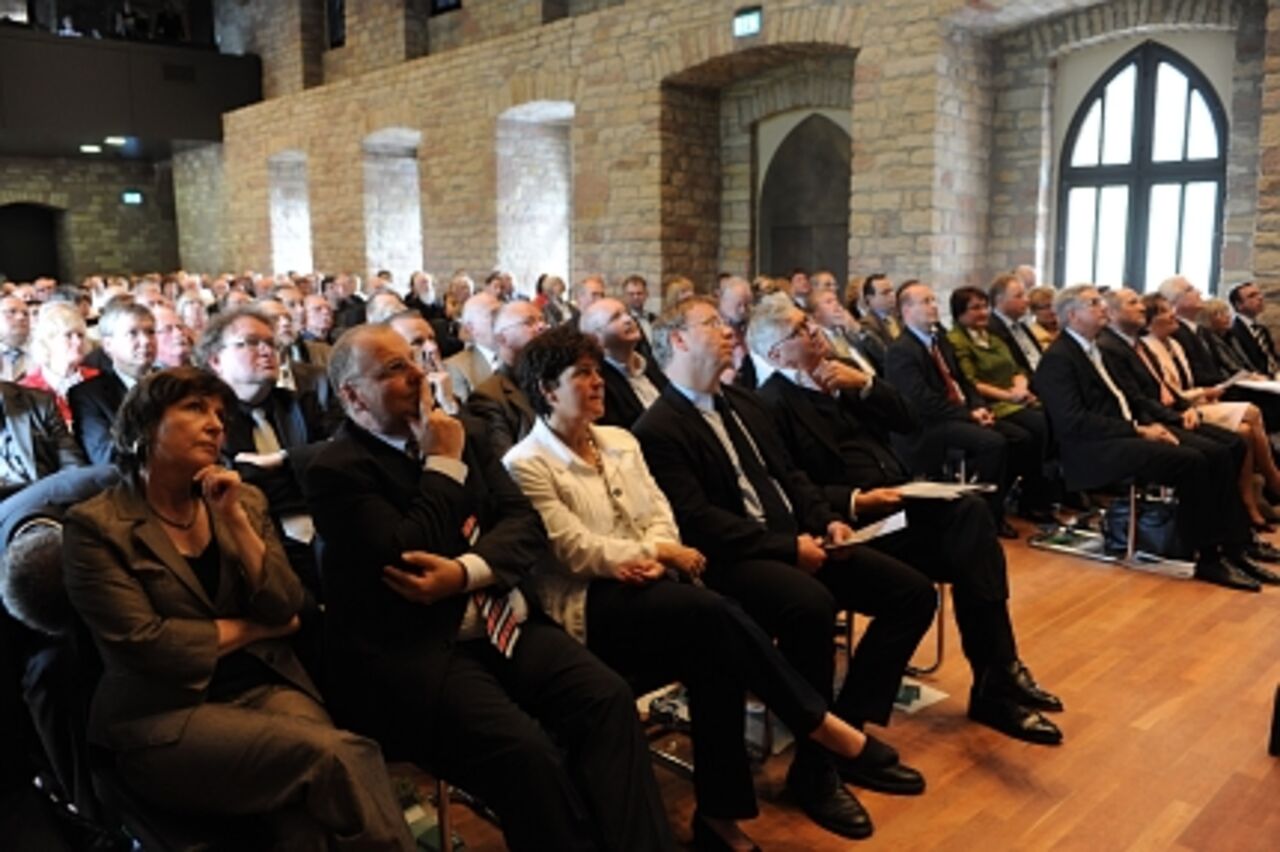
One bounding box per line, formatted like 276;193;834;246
414;517;1280;850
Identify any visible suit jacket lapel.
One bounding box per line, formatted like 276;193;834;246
117;486;217;612
774;376;843;461
502;374;536;434
662;385;741;500
3;384;38;479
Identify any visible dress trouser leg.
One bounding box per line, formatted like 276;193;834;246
586;579;828;820
429;621;674;852
115;684;414;851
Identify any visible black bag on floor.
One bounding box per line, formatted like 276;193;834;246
1103;495;1192;560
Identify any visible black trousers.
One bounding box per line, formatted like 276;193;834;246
705;549;936;742
904;419;1010;523
424;620;674;852
586;579;826;820
994;407;1053;511
869;494;1017;679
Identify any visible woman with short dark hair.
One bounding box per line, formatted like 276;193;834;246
62;367;412;849
505;325;916;848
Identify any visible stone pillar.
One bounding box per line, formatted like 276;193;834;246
173;144;228;273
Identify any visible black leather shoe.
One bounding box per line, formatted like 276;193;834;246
1195;558;1262;592
691;811;761;852
968;693;1063;745
1228;553;1280;585
1246;540;1280;564
1009;660;1064;712
785;761;874;840
832;735;925;795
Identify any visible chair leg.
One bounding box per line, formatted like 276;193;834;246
906;585;946;677
1125;484;1138;563
1270;684;1280;757
436;777;452;852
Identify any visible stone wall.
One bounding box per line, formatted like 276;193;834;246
215;0;324;98
0;156;178;280
987;0;1259;287
173;144;228;274
206;0;1274;305
364;146;425;286
268;152;313;273
496;117;572;293
426;0;543;56
718;53;855;278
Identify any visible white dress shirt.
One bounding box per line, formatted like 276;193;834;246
503;419;681;642
605;352;660;410
1065;327;1133;423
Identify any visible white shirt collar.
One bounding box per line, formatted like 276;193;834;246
475;343;499;368
605;351;647;379
1064;327;1096;354
670;380;716;413
750;351;777;386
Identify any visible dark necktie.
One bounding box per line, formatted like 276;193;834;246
713;395;796;535
929;338;965;406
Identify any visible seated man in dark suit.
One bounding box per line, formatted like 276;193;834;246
884;282;1015;536
634;297;933;838
987;273;1042;374
302;324;673;852
749;297;1063;745
197;307;331;597
68;302;155;464
0;381;85;500
1228;280;1280;377
808;288;886;376
466;301;547;458
1034;285;1264;591
581;297;667;429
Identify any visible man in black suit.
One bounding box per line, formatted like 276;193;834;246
748;297;1063;744
466;301;547;458
808;288;886;376
1228;281;1280;376
68;302;155;464
634;297;931;839
581;297;667;429
885;282;1014;535
1034;285;1264;591
198;307;330;597
0;382;85;500
302;324;672;852
988;273;1042;374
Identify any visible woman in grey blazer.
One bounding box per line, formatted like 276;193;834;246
62;367;412;850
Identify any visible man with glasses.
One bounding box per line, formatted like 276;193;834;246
197;307;330;597
302;323;674;852
466;301;548;457
69;302;155;464
634;296;931;842
1035;285;1262;591
751;295;1064;746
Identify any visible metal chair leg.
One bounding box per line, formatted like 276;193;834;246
905;584;946;677
435;777;452;852
1126;483;1138;563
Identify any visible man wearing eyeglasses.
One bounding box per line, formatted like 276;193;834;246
467;300;548;457
197;306;330;598
634;296;931;841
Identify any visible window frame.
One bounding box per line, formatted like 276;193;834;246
1054;41;1228;293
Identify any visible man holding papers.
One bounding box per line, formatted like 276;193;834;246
748;294;1064;746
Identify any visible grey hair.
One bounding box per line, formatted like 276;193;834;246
1157;275;1192;305
1202;297;1232;320
193;306;275;368
745;293;800;361
1055;284;1098;327
97;301;154;340
327;324;398;414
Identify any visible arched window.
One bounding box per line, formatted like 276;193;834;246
1056;42;1227;293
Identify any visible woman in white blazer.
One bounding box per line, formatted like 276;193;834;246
503;325;912;848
